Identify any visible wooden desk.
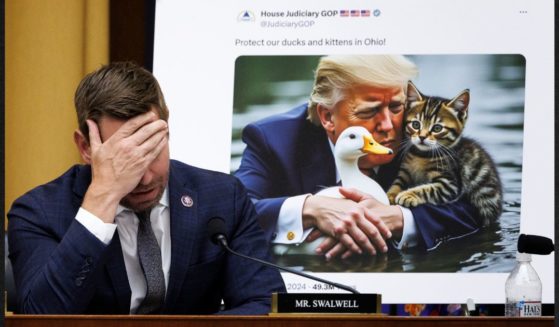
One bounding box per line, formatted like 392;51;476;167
4;315;555;327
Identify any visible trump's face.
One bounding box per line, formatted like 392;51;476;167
320;85;405;169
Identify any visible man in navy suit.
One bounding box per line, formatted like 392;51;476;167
8;62;285;314
235;55;482;259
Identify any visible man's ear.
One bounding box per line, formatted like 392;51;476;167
316;104;336;134
74;129;92;164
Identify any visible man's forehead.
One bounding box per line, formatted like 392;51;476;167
97;107;160;137
352;85;404;101
97;115;127;142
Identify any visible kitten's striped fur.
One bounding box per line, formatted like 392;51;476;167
387;82;503;225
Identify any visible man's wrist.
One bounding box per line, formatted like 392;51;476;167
82;182;122;223
393;206;418;250
387;205;404;241
301;195;318;229
76;207;117;244
274;194;312;244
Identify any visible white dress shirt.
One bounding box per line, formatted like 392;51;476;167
75;188;171;313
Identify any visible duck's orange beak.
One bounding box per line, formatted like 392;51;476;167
362;135;393;155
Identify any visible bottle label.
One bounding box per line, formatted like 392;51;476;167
507;300;542;317
519;301;542;316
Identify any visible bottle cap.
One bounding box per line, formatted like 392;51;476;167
516;252;532;261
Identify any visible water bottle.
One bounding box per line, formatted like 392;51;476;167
504;252;542;316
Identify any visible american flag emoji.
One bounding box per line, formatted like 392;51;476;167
340;10;349;17
360;10;371;17
351;10;360;16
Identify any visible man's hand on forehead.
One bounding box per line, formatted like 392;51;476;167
124;113;168;148
88;110;168;172
98;111;166;143
81;111;168;223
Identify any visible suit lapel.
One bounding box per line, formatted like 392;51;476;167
300;128;337;193
163;163;198;311
105;232;132;313
377;155;401;190
71;165;91;208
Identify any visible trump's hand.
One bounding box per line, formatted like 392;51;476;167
340;187;404;241
302;187;392;260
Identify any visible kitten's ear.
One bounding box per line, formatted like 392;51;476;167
407;81;423;103
448;89;470;116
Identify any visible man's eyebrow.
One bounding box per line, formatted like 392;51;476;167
353;101;382;112
391;93;405;102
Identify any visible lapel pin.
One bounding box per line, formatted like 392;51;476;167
181;195;194;207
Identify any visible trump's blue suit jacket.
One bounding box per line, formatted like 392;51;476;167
235;104;482;250
8;160;285;314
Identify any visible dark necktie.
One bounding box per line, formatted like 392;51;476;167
135;209;165;314
368;169;378;181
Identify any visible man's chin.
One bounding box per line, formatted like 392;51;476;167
121;200;155;213
122;188;164;212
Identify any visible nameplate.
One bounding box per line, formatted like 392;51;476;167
271;293;381;314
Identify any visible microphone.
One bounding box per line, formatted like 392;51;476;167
517;234;554;255
207;217;359;294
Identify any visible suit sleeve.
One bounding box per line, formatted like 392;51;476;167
218;180;286;315
8;192;111;314
234;123;288;241
409;195;481;250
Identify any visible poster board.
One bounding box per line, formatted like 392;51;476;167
153;0;554;304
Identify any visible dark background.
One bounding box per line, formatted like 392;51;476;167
109;0;155;71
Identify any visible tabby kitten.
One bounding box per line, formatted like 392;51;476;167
386;81;503;225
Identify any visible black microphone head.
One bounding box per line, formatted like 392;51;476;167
518;234;554;255
208;217;227;245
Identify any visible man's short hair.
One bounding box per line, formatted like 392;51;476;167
74;62;169;141
307;55;418;125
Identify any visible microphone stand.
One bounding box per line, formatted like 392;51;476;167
214;235;359;294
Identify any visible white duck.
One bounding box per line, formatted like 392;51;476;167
273;126;393;256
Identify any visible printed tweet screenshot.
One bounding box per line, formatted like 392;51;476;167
153;0;554;304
